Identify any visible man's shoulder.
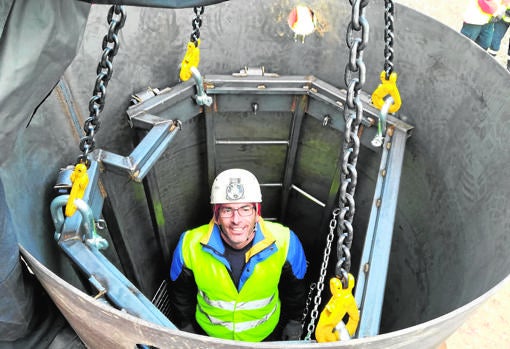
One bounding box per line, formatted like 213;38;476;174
259;219;291;244
182;223;212;242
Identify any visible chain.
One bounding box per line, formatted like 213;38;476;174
304;209;340;340
336;0;369;288
190;6;204;47
77;5;126;166
383;0;395;79
300;282;316;330
302;0;370;339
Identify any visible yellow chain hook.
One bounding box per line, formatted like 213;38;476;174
179;39;200;82
315;274;360;342
65;163;89;217
371;70;402;114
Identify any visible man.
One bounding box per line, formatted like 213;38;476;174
488;3;510;72
169;168;307;342
460;0;504;50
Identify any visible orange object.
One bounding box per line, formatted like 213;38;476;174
288;5;317;38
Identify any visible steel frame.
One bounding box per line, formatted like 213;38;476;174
53;71;413;337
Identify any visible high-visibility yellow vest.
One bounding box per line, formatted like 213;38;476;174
503;7;510;22
181;219;290;341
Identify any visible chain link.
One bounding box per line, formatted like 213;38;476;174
77;6;126;166
336;0;369;288
190;6;204;47
304;209;340;340
300;282;316;330
383;0;395;79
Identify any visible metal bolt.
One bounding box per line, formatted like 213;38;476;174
364;263;370;273
323;114;331;126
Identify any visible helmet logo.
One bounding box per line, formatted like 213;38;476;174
226;178;244;201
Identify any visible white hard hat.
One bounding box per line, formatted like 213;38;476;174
210;169;262;204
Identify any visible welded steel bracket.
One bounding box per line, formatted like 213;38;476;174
51;161;177;329
93;117;181;182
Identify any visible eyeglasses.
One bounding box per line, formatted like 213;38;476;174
218;205;255;218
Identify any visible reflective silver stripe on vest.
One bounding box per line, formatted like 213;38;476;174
198;301;278;332
199;291;274;311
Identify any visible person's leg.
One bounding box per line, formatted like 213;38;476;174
461;22;482;42
489;20;510;53
476;22;495;50
507;37;510;72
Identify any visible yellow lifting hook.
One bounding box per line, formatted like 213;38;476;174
65;163;89;217
179;39;200;82
315;274;360;342
371;70;402;114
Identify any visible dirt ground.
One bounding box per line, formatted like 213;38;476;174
395;1;510;348
442;277;510;348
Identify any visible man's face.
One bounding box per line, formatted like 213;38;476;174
215;202;258;249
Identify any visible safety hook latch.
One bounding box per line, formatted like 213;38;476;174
315;274;360;342
371;70;402;147
371;70;402;113
65;163;89;217
179;39;200;82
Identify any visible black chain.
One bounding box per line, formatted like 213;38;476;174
190;6;204;47
78;5;126;166
383;0;395;79
336;0;369;289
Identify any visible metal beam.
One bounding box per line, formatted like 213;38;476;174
94;119;181;182
354;124;411;337
280;95;308;221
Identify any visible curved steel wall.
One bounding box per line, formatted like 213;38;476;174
3;1;510;347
